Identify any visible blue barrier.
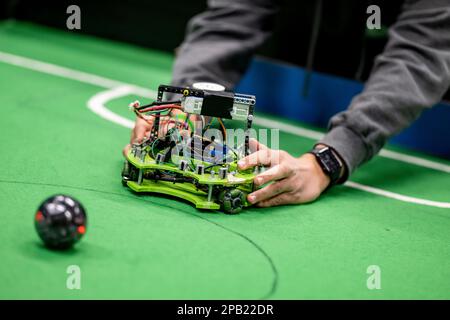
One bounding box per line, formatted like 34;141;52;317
237;58;450;159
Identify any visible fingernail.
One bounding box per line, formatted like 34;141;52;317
255;177;262;185
248;195;255;203
238;160;245;168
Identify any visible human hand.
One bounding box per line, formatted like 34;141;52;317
122;108;187;157
238;139;331;207
122;116;152;156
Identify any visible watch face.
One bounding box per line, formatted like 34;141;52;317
319;149;332;173
315;147;341;183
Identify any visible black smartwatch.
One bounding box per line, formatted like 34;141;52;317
308;146;344;186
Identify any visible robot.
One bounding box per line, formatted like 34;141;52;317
121;83;257;214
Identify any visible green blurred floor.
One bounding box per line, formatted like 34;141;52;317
0;21;449;299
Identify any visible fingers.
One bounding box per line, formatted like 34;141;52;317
247;180;290;204
253;164;291;187
247;152;329;208
129;109;189;147
122;144;131;157
125;117;151;157
131;117;152;144
249;138;269;153
133;120;151;143
238;139;283;170
238;149;272;170
256;193;294;207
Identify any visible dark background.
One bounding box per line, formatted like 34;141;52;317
1;0;448;99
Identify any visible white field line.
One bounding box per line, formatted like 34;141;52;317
2;50;448;173
345;181;450;209
87;85;137;129
0;51;125;88
1;51;449;208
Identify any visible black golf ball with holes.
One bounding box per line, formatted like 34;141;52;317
34;195;87;249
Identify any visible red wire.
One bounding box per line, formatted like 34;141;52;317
138;104;182;113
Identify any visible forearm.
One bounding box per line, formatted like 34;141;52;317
320;0;450;178
171;0;278;89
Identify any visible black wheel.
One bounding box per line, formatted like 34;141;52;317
219;188;246;214
121;161;138;186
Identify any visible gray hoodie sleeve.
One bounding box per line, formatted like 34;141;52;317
171;0;278;89
172;0;450;180
320;0;450;179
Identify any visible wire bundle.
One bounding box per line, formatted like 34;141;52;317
129;100;240;169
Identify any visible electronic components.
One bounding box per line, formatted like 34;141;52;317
196;164;205;175
219;167;228;179
153;84;255;122
122;83;257;214
181;92;255;121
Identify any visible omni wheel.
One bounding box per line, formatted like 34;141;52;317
220;189;246;214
